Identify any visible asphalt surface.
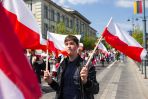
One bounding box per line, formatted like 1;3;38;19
41;58;148;99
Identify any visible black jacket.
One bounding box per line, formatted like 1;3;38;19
49;55;99;99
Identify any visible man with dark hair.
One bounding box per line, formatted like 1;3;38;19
44;35;99;99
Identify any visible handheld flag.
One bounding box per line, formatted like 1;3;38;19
102;18;147;62
98;42;108;54
47;31;81;56
2;0;47;49
0;3;41;99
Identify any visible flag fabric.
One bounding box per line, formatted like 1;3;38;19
2;0;46;49
134;0;143;14
0;3;41;99
98;42;108;54
47;31;81;56
102;18;147;62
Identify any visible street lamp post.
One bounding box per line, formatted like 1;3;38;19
142;0;147;79
127;17;138;35
30;0;32;11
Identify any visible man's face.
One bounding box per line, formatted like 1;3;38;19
65;40;78;56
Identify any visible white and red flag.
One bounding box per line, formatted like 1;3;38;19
2;0;46;49
47;31;81;56
98;42;108;54
102;18;147;62
0;3;41;99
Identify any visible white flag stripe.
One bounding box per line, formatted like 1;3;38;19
141;49;147;59
3;0;41;34
0;70;24;99
107;18;142;47
47;31;81;50
98;42;108;53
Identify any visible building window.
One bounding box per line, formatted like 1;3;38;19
44;23;48;38
48;8;50;20
81;23;84;32
62;15;65;22
66;17;69;27
44;5;48;19
70;19;73;28
51;9;55;21
57;12;60;22
51;25;55;32
76;19;79;33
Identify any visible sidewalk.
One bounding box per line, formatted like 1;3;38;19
130;58;148;99
96;58;148;99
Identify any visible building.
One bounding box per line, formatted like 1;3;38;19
24;0;96;39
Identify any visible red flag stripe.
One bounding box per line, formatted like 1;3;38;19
2;7;41;49
103;27;144;62
0;4;41;99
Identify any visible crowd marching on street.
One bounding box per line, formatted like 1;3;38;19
24;45;124;87
1;0;147;99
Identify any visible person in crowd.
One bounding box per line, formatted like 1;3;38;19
44;35;99;99
32;56;46;84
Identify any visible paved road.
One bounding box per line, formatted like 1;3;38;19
41;58;148;99
41;61;108;99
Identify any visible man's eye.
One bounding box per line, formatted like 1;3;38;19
65;43;68;46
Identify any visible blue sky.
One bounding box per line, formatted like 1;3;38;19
52;0;148;36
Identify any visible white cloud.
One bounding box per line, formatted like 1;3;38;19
115;0;133;8
67;0;98;5
115;0;148;8
117;22;132;32
52;0;66;6
52;0;99;6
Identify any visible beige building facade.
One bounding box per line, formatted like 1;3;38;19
24;0;97;39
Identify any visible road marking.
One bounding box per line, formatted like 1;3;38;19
107;61;117;69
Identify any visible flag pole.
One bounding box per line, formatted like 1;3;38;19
85;36;103;67
46;34;49;71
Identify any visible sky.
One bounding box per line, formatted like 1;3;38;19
52;0;148;36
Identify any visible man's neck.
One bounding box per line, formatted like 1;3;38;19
69;54;78;62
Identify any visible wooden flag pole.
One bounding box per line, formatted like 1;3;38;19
85;36;103;67
46;34;49;71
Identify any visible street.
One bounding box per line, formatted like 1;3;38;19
41;58;148;99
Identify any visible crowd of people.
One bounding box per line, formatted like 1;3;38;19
24;35;124;99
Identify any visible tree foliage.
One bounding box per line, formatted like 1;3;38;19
132;28;143;46
81;35;97;50
55;22;78;35
55;22;67;34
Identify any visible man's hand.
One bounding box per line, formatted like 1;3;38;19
80;66;88;84
44;70;53;84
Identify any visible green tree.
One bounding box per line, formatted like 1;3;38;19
71;24;77;35
55;22;67;34
81;35;97;50
132;28;143;45
55;22;79;35
102;40;112;50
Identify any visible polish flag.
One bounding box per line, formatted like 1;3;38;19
0;3;41;99
98;42;108;54
102;18;147;62
2;0;46;49
47;31;81;56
